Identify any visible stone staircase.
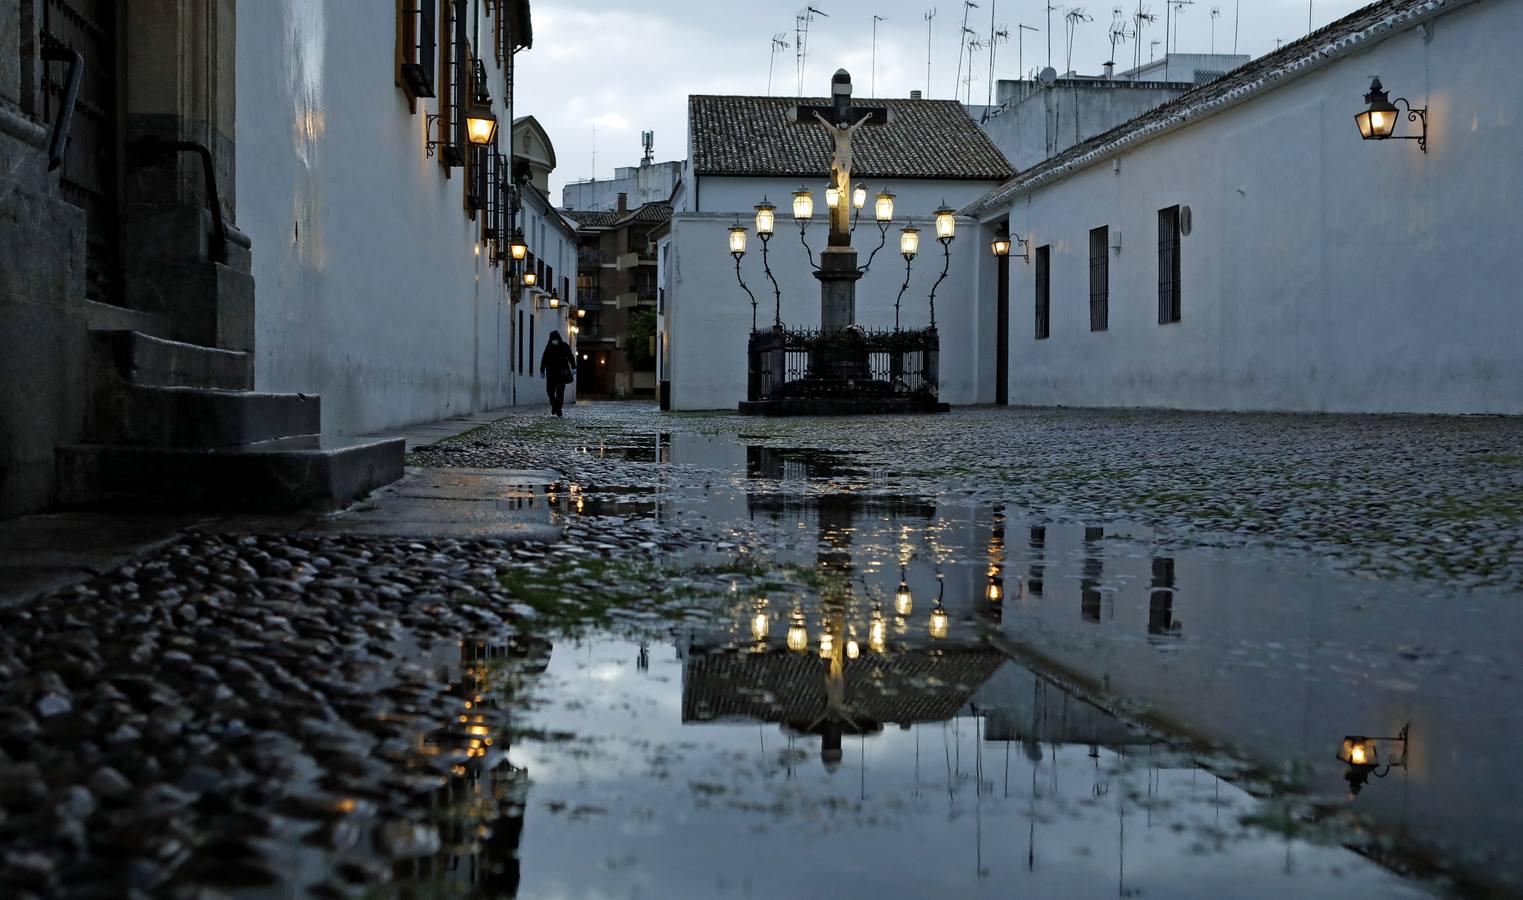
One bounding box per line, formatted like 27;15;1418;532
56;329;404;513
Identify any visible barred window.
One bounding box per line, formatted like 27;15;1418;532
1158;205;1181;324
1034;244;1051;340
397;0;437;101
1089;226;1109;332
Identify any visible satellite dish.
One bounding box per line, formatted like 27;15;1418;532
1038;66;1058;87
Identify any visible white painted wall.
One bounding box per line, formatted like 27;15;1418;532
982;0;1523;414
663;213;982;410
235;1;570;433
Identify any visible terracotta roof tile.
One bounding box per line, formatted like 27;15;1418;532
690;95;1014;181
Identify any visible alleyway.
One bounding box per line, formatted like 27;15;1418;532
4;402;1522;897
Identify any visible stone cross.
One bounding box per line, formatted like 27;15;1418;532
791;70;891;249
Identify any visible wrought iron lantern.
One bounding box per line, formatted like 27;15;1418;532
464;106;499;145
754;198;777;236
548;290;560;310
728;223;749;258
792;186;815;221
825;186;842;210
853;183;868;210
899;225;921;259
576;307;587;319
991;229;1012;257
875;189;896;223
894;571;913;616
818;628;835;658
1337;725;1410;797
1355;78;1426;152
934;202;957;241
929;601;949;640
509;230;528;261
522;269;538;287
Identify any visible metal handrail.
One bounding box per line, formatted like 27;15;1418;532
127;137;229;263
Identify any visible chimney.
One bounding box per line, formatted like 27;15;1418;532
617;192;628;212
910;90;923;100
1103;61;1114;79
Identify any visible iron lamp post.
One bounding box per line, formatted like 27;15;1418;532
729;222;759;330
755;199;784;327
926;202;958;330
793;186;819;269
1355;78;1427;153
894;225;921;330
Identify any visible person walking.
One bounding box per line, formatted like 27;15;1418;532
539;331;576;417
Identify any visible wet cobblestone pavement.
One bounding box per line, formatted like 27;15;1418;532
4;401;1522;897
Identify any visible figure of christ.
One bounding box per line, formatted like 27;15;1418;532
814;111;875;246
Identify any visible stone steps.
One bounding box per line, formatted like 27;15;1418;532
58;329;404;512
90;329;252;390
84;384;321;449
56;436;406;513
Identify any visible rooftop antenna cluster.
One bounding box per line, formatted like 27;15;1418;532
987;25;1010;106
924;8;938;97
1107;6;1133;69
1132;2;1157;76
954;1;980;101
795;6;829;96
1165;0;1194;55
962;28;986;103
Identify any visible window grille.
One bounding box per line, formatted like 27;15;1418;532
1034;245;1051;340
1089;226;1109;332
399;0;437;99
1158;206;1182;324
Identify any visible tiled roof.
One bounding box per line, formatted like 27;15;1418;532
690;95;1014;181
562;202;673;231
963;0;1469;215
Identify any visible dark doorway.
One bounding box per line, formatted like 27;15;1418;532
43;0;123;305
995;249;1010;405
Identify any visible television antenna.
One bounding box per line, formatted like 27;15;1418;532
987;25;1010;105
1209;5;1220;53
963;30;986;103
796;7;828;96
1165;0;1193;55
768;33;791;96
954;1;980;101
1063;8;1093;74
872;15;886;97
924;8;938;97
1016;23;1038;82
1132;3;1157;76
1107;7;1133;71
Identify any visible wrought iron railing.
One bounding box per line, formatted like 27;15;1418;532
747;327;940;403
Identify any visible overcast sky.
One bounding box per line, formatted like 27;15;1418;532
518;0;1374;201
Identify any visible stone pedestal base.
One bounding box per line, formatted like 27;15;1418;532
814;249;861;333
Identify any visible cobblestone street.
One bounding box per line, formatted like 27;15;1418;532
3;401;1522;897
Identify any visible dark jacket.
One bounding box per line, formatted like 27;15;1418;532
540;338;575;386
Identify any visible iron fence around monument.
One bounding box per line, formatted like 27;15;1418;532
747;327;940;404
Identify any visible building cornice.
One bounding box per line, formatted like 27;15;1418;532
962;0;1480;218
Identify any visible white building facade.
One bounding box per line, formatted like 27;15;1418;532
963;0;1523;415
661;93;1012;410
236;0;572;434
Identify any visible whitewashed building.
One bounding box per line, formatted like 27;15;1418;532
661;93;1013;410
962;0;1523;415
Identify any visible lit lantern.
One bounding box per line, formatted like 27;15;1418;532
874;190;896;222
464;106;499;145
929;602;949;640
846;639;860;659
576;307;587;319
868;612;887;653
853;183;868;210
991;228;1012;257
568;324;579;335
1354;78;1400;140
899;226;921;259
728;224;748;258
894;578;913;616
754;198;777;236
509;230;528;261
787;613;809;653
818;629;835;658
522;270;538;287
1338;736;1378;768
792;187;814;221
751;610;770;642
825;186;842;210
934;202;957;240
548;290;560;309
987;575;1004;603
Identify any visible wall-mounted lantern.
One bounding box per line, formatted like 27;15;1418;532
522;270;538;288
990;225;1031;263
509;230;528;261
1337;724;1410;797
548;290;561;310
464;105;499;146
576;307;587;319
1355;78;1427;153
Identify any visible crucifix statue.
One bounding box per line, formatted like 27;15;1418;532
790;70;891;329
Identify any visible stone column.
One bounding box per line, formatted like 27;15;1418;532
815;249;861;333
